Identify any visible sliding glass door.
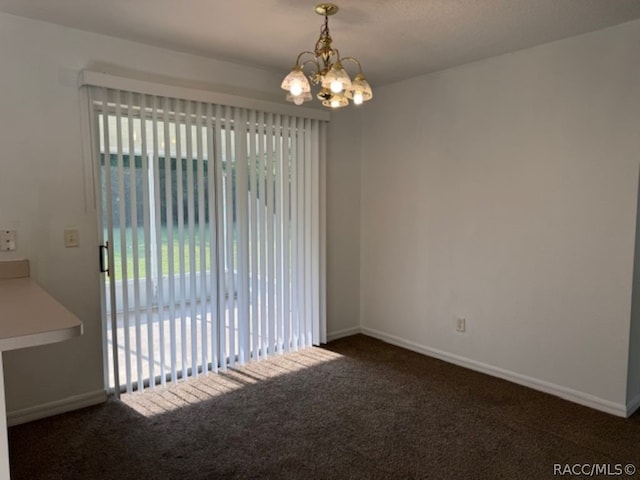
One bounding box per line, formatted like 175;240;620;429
88;87;325;394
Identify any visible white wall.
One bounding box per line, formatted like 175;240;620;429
0;12;360;416
628;169;640;412
326;108;362;340
360;19;640;414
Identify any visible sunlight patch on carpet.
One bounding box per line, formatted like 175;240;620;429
121;346;343;417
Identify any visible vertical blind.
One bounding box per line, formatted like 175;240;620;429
86;82;326;393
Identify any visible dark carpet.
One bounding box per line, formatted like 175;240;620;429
8;334;640;479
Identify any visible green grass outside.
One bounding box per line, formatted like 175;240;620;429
108;226;223;281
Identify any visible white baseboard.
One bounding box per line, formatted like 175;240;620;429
327;326;361;342
5;333;633;422
361;326;628;418
7;389;108;427
627;393;640;417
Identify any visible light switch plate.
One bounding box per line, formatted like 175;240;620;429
64;228;79;248
0;230;16;251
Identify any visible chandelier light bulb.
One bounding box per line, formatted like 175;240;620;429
346;74;373;104
330;80;343;93
294;96;305;105
290;82;304;96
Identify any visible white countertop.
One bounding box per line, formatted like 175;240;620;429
0;260;84;479
0;277;83;351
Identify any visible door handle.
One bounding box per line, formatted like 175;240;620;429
99;242;109;276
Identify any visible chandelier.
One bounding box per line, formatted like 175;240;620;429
281;3;373;109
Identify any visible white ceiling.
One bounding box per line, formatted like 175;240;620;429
1;0;640;86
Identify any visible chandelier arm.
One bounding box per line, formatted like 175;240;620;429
340;56;364;75
295;50;319;66
300;58;320;71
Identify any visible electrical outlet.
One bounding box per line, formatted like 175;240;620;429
456;317;466;333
